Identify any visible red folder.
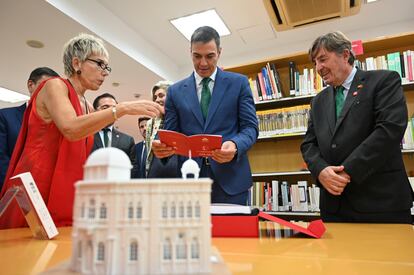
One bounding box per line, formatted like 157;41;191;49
211;212;326;239
158;130;222;157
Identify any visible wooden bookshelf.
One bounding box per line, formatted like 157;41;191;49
226;32;414;217
255;94;314;110
226;32;414;174
258;132;305;141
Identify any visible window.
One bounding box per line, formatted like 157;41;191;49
187;201;192;218
195;201;200;218
81;203;85;218
99;203;107;219
171;202;176;218
136;203;142;219
77;241;82;258
128;202;134;219
130;241;138;261
179;202;184;218
88;199;95;219
97;242;105;261
162;201;168;218
191;238;199;259
176;233;186;259
163;238;172;260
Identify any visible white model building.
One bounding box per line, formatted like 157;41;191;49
70;147;212;275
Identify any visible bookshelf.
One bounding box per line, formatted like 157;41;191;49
225;32;414;218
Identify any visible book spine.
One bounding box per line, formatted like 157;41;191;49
288;61;296;96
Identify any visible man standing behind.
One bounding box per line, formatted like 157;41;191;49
301;31;413;223
132;116;149;178
92;93;136;170
0;67;59;188
152;26;258;205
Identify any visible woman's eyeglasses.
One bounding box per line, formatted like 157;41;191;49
86;58;112;73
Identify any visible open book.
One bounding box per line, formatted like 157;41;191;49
158;129;222;157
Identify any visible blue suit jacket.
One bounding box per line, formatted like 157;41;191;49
164;68;258;195
0;104;26;189
132;141;146;178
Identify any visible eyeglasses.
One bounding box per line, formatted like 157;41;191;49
86;58;112;73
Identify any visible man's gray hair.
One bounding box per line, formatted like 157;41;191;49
309;31;355;65
63;33;109;77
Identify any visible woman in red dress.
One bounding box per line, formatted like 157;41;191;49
0;33;162;228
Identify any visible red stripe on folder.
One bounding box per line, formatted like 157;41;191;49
258;212;326;238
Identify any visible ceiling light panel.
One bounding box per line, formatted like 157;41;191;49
0;87;30;103
170;9;230;41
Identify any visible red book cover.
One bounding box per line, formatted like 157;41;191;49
158;130;222;157
211;215;259;237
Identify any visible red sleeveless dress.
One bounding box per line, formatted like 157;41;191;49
0;77;93;228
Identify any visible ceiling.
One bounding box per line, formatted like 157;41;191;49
1;0;413;141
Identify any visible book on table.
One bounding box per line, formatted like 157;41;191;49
0;172;58;239
157;129;222;157
210;203;253;215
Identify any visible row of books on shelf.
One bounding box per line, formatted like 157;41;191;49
354;50;414;83
402;116;414;150
248;62;283;102
289;62;325;97
248;62;325;103
248;180;320;213
258;220;310;239
248;49;414;104
257;105;310;138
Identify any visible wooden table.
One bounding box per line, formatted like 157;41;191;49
1;223;414;274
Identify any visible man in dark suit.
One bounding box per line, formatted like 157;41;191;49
0;67;59;189
131;116;149;178
91;93;136;171
152;26;258;204
301;31;413;223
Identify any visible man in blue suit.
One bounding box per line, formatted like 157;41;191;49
152;26;258;204
0;67;59;189
132;116;149;178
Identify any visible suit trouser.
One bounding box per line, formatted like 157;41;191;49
321;195;412;224
200;158;248;205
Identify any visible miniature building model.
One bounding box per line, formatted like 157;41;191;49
70;148;212;274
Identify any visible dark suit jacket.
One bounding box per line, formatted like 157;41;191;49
92;128;136;174
163;68;258;195
0;104;26;188
131;141;146;178
301;69;413;217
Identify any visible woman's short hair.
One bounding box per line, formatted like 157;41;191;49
309;31;355;65
63;33;109;77
151;80;173;101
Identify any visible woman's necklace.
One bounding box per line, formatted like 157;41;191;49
67;79;89;114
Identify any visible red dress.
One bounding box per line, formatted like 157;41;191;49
0;77;93;228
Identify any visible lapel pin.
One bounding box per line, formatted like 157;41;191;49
352;91;358;96
357;84;363;89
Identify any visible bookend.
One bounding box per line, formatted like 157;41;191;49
0;172;58;239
